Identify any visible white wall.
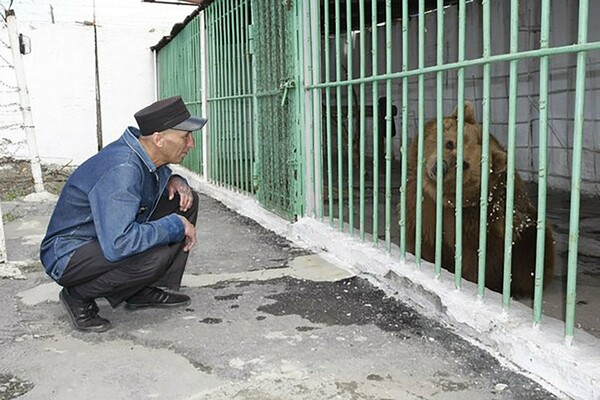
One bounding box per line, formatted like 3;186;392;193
0;0;194;165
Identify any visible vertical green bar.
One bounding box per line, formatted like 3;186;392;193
226;2;234;189
237;4;244;191
216;1;225;186
415;0;425;269
478;0;492;298
232;0;241;191
213;2;221;185
220;2;228;187
358;0;366;240
346;0;354;235
502;0;519;309
294;0;307;218
565;0;589;346
306;0;316;217
250;0;260;196
533;0;551;323
384;0;392;253
236;1;246;193
242;0;252;194
210;3;221;185
434;0;444;279
313;0;324;220
454;0;466;290
335;0;344;231
207;9;214;182
371;0;379;245
325;0;333;225
399;0;409;259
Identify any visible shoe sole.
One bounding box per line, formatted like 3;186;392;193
124;298;191;310
59;291;112;333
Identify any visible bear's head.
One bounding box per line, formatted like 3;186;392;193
421;102;507;207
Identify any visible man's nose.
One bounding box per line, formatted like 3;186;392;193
188;134;195;148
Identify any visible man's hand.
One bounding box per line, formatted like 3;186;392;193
179;215;196;252
168;176;194;212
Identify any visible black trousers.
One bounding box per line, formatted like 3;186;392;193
58;191;199;307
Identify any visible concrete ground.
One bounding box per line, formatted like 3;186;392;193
0;193;564;399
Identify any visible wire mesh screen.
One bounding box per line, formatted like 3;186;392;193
250;0;301;220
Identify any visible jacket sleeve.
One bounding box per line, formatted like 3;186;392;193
88;164;185;262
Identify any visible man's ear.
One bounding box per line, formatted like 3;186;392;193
451;101;477;125
151;132;165;148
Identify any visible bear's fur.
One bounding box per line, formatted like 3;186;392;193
402;102;554;298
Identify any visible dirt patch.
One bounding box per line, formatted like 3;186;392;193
0;158;73;201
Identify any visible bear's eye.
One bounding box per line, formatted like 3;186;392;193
445;141;454;150
463;161;470;170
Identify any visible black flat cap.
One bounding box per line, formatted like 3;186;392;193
134;95;207;136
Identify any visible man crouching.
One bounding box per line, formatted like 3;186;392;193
40;96;207;332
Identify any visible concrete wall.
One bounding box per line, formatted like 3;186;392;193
0;0;193;165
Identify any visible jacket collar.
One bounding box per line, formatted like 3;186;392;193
123;127;158;173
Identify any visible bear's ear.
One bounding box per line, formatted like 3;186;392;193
490;146;507;174
451;101;478;125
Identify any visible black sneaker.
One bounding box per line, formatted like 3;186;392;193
125;287;191;310
59;288;111;332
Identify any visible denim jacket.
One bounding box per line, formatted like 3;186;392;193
40;127;185;282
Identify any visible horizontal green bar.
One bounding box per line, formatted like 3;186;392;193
309;41;600;90
208;93;253;102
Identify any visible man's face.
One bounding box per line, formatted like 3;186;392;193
160;129;195;164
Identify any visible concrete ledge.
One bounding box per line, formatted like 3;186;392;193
174;166;599;400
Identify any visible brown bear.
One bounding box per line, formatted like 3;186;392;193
402;102;554;298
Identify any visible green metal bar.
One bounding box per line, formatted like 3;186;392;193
232;0;241;191
313;0;324;221
325;0;333;225
346;0;355;235
565;0;589;346
478;0;492;299
399;0;408;259
415;0;425;269
237;2;246;192
236;1;247;193
250;1;260;196
294;0;307;218
384;0;392;253
533;0;551;323
309;41;600;90
226;1;235;189
214;1;222;186
209;3;218;183
217;0;225;186
359;0;366;240
371;0;379;245
454;0;466;290
434;0;444;280
207;8;215;182
335;0;344;231
208;93;253;102
242;0;253;194
306;0;316;217
502;0;519;309
221;1;229;187
266;4;275;206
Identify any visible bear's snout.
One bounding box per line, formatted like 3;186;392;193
427;160;449;180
